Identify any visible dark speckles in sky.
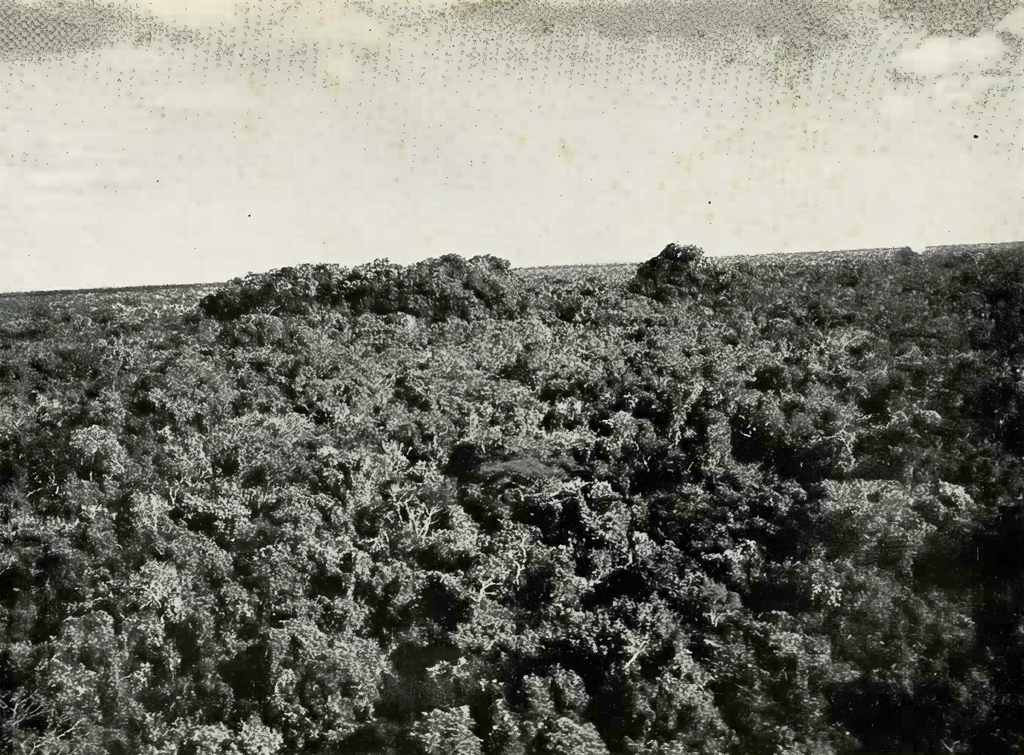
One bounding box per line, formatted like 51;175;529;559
0;0;198;62
454;0;863;50
379;0;879;75
0;0;124;60
880;0;1022;37
2;0;1022;291
5;0;1022;85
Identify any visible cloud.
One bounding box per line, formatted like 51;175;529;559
892;32;1020;113
879;0;1022;37
996;6;1024;36
278;0;386;54
430;0;883;86
451;0;869;46
130;0;239;27
0;0;125;60
896;32;1008;77
0;0;199;61
1;0;878;81
932;73;1010;104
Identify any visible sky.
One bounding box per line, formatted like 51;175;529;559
1;0;1023;292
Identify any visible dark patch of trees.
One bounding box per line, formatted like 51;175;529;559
1;243;1022;755
199;254;523;323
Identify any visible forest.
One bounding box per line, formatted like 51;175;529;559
1;244;1022;754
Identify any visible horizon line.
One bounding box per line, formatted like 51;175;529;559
3;240;1022;297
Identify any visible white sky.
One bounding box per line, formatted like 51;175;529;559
1;0;1023;291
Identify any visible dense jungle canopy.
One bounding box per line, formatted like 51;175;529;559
2;245;1022;754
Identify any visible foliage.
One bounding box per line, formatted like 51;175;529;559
197;255;522;324
2;244;1022;754
628;244;733;305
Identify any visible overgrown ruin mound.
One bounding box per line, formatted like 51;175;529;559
199;254;523;322
628;243;732;302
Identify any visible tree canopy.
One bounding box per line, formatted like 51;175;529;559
2;246;1022;755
